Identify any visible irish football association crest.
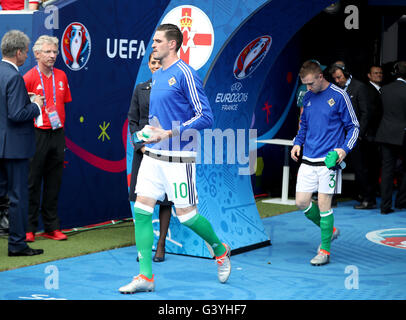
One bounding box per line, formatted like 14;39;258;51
161;5;214;70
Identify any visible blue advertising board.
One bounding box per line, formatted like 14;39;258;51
128;0;336;257
0;0;336;257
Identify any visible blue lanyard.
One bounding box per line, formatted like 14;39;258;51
36;65;56;107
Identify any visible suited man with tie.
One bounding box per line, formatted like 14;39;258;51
329;62;375;209
366;65;384;134
0;30;44;256
365;65;384;201
375;61;406;214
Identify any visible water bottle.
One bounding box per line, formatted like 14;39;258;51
134;126;153;142
133;116;162;143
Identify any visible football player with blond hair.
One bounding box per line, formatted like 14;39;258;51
291;60;359;266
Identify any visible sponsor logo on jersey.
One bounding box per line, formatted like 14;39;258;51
233;35;272;80
61;22;91;71
366;228;406;250
161;5;214;70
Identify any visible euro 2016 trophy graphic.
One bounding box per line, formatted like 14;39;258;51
61;22;91;71
70;25;82;69
233;35;272;80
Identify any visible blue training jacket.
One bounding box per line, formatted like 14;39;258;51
293;83;359;161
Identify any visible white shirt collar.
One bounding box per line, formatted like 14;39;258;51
369;81;381;91
397;77;406;84
1;59;19;71
343;75;352;91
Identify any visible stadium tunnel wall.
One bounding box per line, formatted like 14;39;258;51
0;0;336;257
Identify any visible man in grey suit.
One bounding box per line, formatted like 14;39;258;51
0;30;44;256
375;61;406;214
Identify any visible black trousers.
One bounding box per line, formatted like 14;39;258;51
27;128;65;233
363;139;381;201
0;158;30;252
348;139;376;203
380;141;406;211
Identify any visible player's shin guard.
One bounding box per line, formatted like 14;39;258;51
178;209;226;257
320;210;334;253
304;202;321;227
133;203;154;279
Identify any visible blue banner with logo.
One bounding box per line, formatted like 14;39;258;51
192;0;336;257
126;0;336;257
40;0;171;228
128;0;272;257
1;0;336;257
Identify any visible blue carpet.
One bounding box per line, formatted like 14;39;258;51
1;200;405;300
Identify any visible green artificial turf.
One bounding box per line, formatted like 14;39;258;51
0;221;135;271
255;197;298;218
0;199;297;272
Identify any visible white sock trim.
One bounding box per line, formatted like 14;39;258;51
134;202;154;214
177;209;197;223
304;202;313;214
320;209;333;217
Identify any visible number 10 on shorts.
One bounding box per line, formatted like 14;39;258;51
173;182;188;199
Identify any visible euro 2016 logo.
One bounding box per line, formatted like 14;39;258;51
61;22;91;71
366;228;406;250
233;35;272;80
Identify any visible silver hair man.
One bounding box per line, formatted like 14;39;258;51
32;35;59;54
1;30;30;58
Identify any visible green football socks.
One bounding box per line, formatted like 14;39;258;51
304;202;321;227
304;203;334;253
320;210;334;253
134;207;153;279
181;211;226;257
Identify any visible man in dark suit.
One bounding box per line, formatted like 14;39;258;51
329;62;375;209
0;30;44;256
366;65;383;135
365;65;384;203
375;61;406;214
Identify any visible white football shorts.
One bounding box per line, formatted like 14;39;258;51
135;151;198;208
296;163;342;194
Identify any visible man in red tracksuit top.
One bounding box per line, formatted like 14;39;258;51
23;35;72;242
